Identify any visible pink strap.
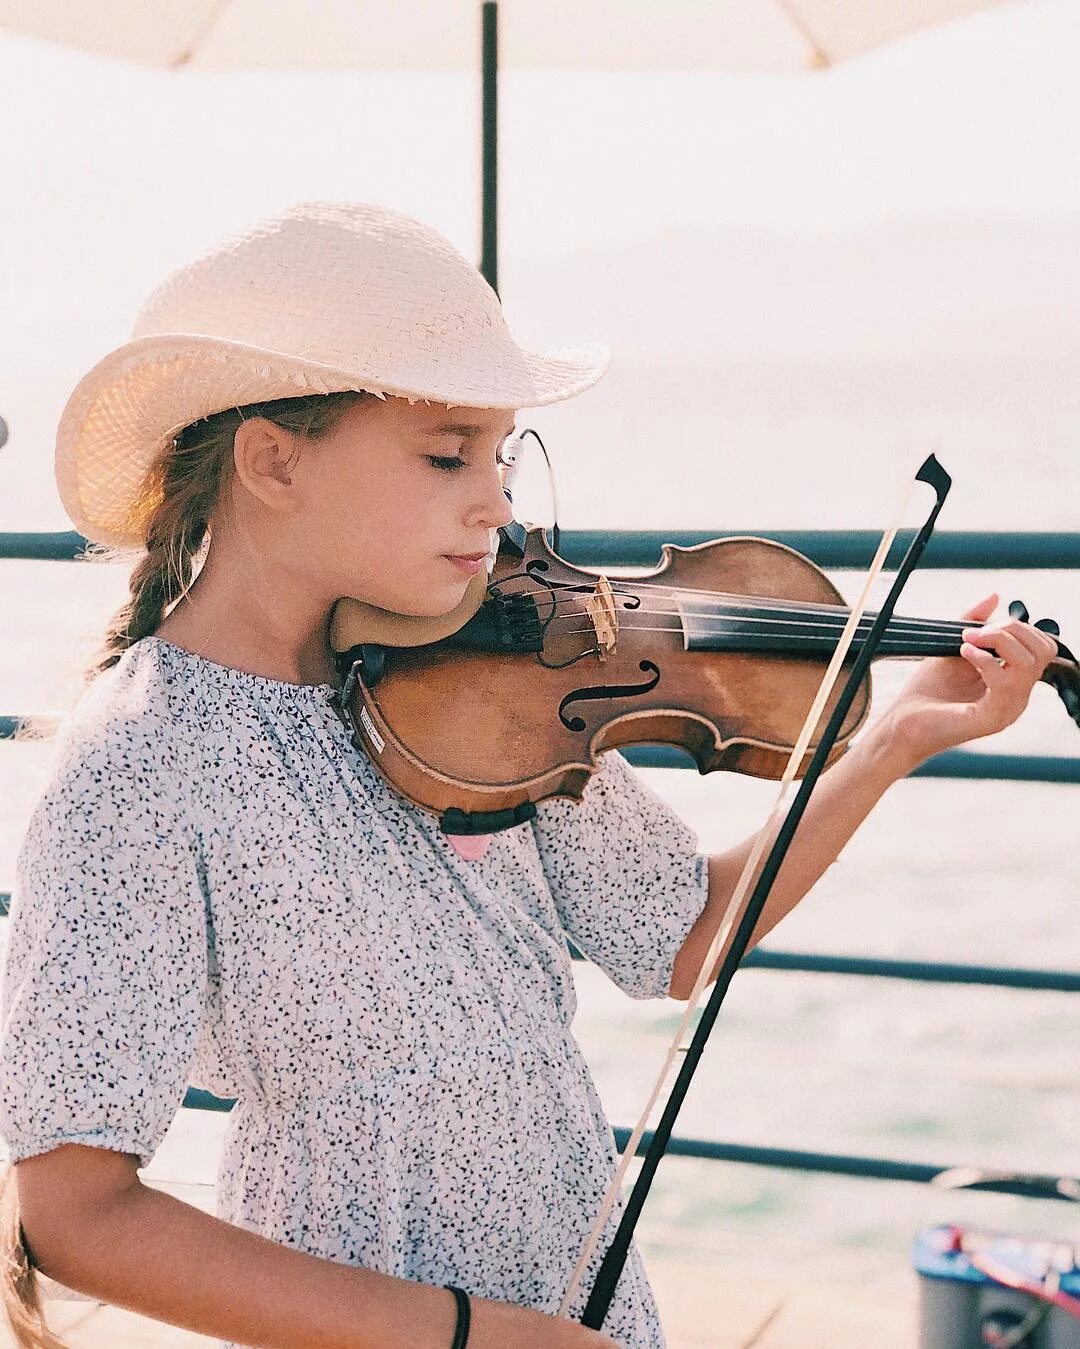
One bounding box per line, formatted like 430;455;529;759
447;833;493;861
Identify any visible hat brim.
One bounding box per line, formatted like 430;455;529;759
56;331;610;548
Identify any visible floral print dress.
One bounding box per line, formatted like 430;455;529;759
0;635;710;1348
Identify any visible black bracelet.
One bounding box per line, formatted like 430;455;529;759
445;1284;471;1349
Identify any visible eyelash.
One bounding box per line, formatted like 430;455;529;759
426;449;513;473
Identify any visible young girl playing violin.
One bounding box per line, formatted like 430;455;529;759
0;201;1056;1349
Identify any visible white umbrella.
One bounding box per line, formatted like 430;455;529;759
0;0;1020;71
0;0;1024;292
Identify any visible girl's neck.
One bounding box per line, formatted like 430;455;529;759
153;607;341;690
154;526;343;689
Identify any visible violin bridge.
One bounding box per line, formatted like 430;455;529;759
585;575;619;661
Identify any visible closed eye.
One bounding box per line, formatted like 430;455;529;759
427;446;514;473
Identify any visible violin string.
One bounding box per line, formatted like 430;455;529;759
531;620;962;651
510;592;969;643
520;594;969;640
507;575;966;622
554;609;967;640
495;578;969;637
496;571;932;617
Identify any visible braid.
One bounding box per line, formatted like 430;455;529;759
88;459;216;681
82;390;370;687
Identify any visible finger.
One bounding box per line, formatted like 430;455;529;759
960;593;998;624
1002;621;1058;670
962;625;1037;670
960;641;1011;688
970;618;1055;670
964;614;1058;672
1034;627;1061;661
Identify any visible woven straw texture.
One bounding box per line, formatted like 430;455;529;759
55;201;609;547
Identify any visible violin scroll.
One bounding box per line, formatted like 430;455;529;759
1008;599;1080;727
1043;653;1080;729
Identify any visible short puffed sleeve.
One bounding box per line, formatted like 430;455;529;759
530;749;710;999
0;722;209;1168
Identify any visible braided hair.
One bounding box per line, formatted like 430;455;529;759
83;390;372;684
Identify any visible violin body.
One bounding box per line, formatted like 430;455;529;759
330;528;872;828
330;524;1079;833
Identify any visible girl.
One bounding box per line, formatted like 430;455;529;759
0;201;1055;1349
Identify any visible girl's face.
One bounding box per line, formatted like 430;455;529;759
271;394;518;617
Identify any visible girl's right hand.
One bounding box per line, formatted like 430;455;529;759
469;1294;620;1347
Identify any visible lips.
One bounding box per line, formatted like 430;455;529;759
446;551;491;562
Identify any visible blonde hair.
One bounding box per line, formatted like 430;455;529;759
0;389;370;1346
82;389;371;686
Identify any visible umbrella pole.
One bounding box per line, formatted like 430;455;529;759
480;1;498;295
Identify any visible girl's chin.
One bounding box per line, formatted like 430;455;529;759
341;565;475;620
386;584;474;621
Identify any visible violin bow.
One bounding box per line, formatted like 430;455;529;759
563;454;953;1330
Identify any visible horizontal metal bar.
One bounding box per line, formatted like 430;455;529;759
559;530;1080;571
0;717;66;740
611;1130;1080;1203
177;1089;1076;1201
909;751;1080;783
620;744;1080;784
5;529;1080;569
564;942;1080;991
737;950;1080;992
184;1088;234;1113
0;530;91;561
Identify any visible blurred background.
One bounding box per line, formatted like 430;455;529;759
1;1;1077;1344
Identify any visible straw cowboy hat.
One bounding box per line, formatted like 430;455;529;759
55;200;610;548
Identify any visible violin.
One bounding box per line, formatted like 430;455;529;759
328;523;1080;837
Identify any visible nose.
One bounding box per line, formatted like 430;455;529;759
467;461;515;532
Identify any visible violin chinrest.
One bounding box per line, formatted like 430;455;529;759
330;567;489;652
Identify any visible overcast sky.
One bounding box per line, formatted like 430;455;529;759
2;0;1079;531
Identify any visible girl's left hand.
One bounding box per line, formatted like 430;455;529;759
887;593;1059;764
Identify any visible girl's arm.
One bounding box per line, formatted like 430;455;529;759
670;704;914;997
16;1145;615;1349
670;597;1058;999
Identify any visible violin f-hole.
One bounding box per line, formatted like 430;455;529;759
558;661;662;732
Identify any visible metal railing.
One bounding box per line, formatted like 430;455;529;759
3;526;1078;1203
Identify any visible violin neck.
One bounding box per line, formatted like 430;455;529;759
679;597;967;660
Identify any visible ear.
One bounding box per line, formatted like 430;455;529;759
232;417;299;509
